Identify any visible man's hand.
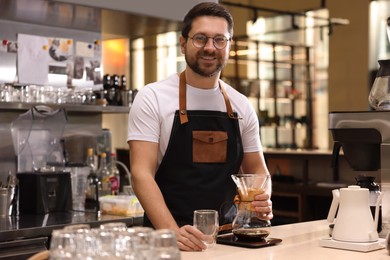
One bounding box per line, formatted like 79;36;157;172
174;225;208;251
252;192;273;220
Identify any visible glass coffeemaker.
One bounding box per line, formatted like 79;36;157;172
369;59;390;110
231;174;271;240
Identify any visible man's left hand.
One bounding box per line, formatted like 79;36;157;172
252;193;273;220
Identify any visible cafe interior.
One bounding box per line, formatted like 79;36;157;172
0;0;390;259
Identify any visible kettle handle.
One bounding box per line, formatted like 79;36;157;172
374;191;385;230
327;189;340;223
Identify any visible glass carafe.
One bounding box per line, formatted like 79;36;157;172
369;59;390;110
231;174;270;240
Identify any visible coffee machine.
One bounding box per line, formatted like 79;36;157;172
329;110;390;238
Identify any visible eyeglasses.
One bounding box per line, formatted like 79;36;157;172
188;33;230;50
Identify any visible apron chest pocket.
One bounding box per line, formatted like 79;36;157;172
192;131;228;163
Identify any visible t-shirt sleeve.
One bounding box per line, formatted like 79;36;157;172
241;101;262;153
127;86;160;143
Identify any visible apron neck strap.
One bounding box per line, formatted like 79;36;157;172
179;72;189;124
179;71;235;125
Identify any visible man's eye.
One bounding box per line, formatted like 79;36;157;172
195;35;207;41
215;37;226;43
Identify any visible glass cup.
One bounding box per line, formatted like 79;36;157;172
100;221;127;232
50;228;90;259
70;166;90;211
0;187;13;217
114;229;142;259
152;229;181;260
93;228;116;257
193;209;219;249
1;84;15;102
63;223;90;231
50;229;74;259
128;226;155;260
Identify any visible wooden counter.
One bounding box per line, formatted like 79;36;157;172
181;220;389;260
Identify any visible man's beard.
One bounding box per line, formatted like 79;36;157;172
185;51;225;77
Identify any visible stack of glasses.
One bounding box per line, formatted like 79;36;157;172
49;222;181;259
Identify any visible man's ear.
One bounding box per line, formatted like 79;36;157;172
179;36;186;54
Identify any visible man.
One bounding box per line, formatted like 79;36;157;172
127;2;272;251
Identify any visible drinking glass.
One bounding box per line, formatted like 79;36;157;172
100;221;127;232
114;229;142;259
63;223;90;231
128;226;154;260
50;229;74;259
70;166;90;211
93;228;116;257
50;228;89;259
2;84;14;102
152;229;181;260
96;222;128;258
193;209;219;249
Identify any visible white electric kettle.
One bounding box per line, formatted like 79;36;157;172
327;185;383;243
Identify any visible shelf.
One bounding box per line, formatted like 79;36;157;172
222;76;313;83
0;102;130;113
272;182;336;222
261;125;308;130
225;37;314;149
272;191;302;222
257;97;308;102
273;182;338;195
273;209;300;218
231;57;314;66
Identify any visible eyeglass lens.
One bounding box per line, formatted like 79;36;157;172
191;34;229;49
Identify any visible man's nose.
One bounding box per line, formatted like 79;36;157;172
203;37;215;49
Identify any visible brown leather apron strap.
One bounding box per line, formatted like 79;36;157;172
219;81;236;119
179;71;236;124
179;72;189;124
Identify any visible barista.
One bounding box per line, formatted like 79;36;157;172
127;2;272;251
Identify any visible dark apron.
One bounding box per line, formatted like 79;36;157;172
143;72;243;227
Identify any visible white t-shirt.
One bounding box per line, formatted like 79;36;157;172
127;73;263;165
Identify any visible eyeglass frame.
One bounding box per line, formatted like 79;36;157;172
187;33;231;50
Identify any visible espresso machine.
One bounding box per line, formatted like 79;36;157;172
329;110;390;238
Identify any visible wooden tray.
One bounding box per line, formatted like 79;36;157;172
217;234;282;248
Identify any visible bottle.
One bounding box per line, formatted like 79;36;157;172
109;153;120;195
116;75;127;106
98;152;111;197
103;74;111;90
120;75;126;89
108;74;120;105
7;170;18;216
355;175;382;233
85;148;100;211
